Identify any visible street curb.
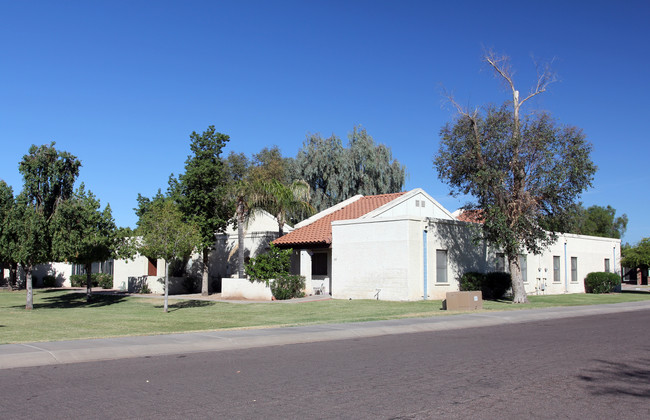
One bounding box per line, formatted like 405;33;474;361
1;300;649;370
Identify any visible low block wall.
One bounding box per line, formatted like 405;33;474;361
222;277;272;301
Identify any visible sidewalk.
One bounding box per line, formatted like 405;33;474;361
69;288;333;304
2;300;650;370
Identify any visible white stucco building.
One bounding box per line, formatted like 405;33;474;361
273;189;621;301
3;210;290;295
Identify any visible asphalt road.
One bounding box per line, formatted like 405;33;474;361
1;310;649;419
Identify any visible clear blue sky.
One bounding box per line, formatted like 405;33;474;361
1;0;648;244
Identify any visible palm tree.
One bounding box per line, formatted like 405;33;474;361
229;180;264;278
258;180;314;237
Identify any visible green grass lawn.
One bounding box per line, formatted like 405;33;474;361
1;289;649;344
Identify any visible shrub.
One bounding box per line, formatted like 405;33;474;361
70;274;92;288
271;274;306;300
459;271;512;300
42;275;57;288
584;272;620;294
459;272;484;293
70;273;112;288
485;272;512;300
246;245;307;300
96;273;113;289
140;282;151;294
183;276;200;293
245;244;292;286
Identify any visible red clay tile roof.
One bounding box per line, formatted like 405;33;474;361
273;192;406;247
456;209;484;224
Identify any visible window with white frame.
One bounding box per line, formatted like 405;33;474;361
604;258;610;273
436;250;448;283
571;257;578;282
553;256;561;283
519;255;527;283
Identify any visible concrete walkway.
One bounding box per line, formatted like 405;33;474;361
2;300;650;370
68;288;333;304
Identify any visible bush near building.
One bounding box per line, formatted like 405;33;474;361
584;272;620;294
246;244;305;300
460;271;512;300
42;275;57;287
70;273;113;289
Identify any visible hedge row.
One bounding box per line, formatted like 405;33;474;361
70;273;113;289
459;271;512;300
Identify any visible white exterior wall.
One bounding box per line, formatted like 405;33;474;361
210;210;290;279
31;262;74;287
426;219;487;299
522;233;621;295
113;255;168;293
221;277;272;300
332;218;421;300
212;231;281;279
332;215;621;301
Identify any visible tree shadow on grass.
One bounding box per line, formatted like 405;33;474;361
577;355;650;399
12;292;128;309
38;288;72;294
155;300;216;312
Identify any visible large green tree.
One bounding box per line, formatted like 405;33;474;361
0;180;16;287
224;150;304;277
138;198;201;312
5;195;49;309
296;126;406;211
249;146;293;185
622;238;650;269
19;143;80;221
175;126;231;296
51;185;118;301
575;204;627;239
17;143;81;309
434;51;596;303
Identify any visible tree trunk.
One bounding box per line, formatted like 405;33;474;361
509;256;529;303
24;264;33;310
85;262;93;302
277;213;284;237
201;248;209;296
164;262;169;313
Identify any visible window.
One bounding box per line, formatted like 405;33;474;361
496;253;506;272
519;255;527;283
604;258;610;273
147;257;157;276
72;263;85;275
73;261;113;275
553;256;561;283
571;257;578;282
311;252;328;276
436;250;448;283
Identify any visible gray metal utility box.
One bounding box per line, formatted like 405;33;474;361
444;291;483;311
